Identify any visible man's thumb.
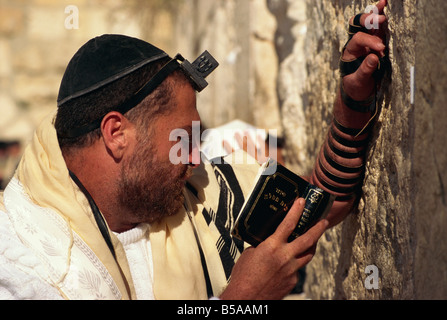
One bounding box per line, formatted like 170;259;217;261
366;54;379;68
357;54;379;82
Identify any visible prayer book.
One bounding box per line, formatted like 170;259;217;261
232;159;335;247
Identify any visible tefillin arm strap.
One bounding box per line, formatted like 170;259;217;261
69;170;117;260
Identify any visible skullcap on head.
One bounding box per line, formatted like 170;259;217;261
57;34;169;107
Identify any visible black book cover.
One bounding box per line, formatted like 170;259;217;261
232;159;335;247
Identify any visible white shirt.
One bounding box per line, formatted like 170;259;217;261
115;224;155;300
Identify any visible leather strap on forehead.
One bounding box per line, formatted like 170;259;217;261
61;51;219;139
61;58;181;138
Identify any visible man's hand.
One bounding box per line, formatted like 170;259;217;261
309;1;389;228
342;0;388;101
223;131;269;164
220;198;328;300
223;131;284;164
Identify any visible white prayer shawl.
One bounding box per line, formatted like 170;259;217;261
3;177;122;299
0;203;62;300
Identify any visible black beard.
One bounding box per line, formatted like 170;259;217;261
117;138;190;224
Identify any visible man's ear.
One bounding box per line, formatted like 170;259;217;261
100;111;132;160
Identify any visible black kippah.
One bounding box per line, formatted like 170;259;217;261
57;34;169;107
56;34;219;139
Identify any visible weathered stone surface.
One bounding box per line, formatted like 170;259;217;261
268;0;447;299
0;6;24;36
411;0;447;299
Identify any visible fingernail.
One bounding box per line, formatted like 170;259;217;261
367;56;377;67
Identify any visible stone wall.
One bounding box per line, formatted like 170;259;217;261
267;0;447;299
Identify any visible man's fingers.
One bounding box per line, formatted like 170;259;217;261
357;12;386;26
342;53;378;101
295;244;318;266
256;135;266;157
271;198;305;243
344;32;385;61
375;0;387;14
290;218;328;257
351;32;385;55
363;0;387;22
235;131;259;161
223;140;234;154
349;1;387;36
355;53;379;84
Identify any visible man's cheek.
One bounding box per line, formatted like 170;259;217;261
168;136;191;165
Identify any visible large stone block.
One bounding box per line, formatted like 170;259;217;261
269;0;447;299
0;6;24;36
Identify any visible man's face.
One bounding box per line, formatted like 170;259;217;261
117;82;200;224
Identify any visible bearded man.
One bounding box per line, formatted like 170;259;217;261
0;1;388;300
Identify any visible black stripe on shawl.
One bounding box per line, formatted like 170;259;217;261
208;162;246;280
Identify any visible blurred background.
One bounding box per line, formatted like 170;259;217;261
0;0;283;188
1;0;446;299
